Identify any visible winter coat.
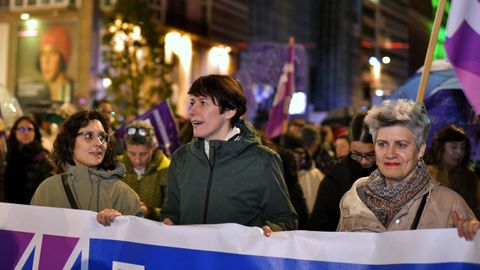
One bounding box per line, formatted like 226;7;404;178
309;156;376;231
276;147;309;230
160;120;298;231
31;163;142;216
298;166;324;213
428;164;480;218
4;142;54;204
337;177;477;232
121;149;170;220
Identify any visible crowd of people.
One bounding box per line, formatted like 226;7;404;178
0;74;479;240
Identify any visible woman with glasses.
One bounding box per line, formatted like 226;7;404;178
120;120;170;220
4;116;54;204
31;111;141;225
310;112;377;231
338;99;479;240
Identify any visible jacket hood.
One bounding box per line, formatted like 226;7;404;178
67;162;126;181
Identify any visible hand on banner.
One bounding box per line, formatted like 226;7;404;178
452;211;480;241
97;208;122;226
262;225;272;237
163;217;174;225
140;201;150;217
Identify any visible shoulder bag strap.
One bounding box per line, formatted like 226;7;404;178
410;192;428;230
61;173;79;209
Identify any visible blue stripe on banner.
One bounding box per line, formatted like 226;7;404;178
88;239;480;270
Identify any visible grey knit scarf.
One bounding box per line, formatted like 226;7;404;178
357;161;431;227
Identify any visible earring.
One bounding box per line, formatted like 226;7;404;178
417;157;425;167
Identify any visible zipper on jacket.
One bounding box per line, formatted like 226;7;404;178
202;145;216;224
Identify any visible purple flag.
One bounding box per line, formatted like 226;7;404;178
0;109;6;153
265;40;295;139
116;101;181;156
445;0;480;114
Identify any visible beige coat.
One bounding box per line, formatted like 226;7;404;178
337;177;477;232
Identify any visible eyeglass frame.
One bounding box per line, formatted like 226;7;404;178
350;151;376;162
126;127;153;137
16;127;34;133
77;131;110;144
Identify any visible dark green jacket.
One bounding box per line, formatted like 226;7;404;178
121;149;170;220
161;120;298;231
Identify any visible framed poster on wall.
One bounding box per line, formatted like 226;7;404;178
15;19;78;109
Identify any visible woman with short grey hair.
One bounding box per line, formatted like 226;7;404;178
338;99;479;241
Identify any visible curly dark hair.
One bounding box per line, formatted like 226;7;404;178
51;110;116;173
425;124;471;168
6;116;43;161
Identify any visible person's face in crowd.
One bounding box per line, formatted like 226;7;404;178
350;141;375;168
188;95;235;141
442;141;466;169
322;125;334;144
99;102;114;124
73;120;108;168
334;137;350;158
374;126;425;182
39;45;62;82
126;144;154;170
15;119;35;145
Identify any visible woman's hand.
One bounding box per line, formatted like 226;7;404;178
262;225;272;237
140;201;150;217
162;217;174;225
452;211;480;241
97;208;122;226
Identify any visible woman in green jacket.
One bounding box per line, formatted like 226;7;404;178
121;120;170;220
31;110;142;226
159;75;298;236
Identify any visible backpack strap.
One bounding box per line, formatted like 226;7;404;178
410;192;428;230
61;174;79;209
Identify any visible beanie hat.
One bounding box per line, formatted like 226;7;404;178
39;26;71;63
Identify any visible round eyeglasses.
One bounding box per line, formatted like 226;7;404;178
16;127;34;133
77;131;109;144
350;151;376;162
126;127;152;137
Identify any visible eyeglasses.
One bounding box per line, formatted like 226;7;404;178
77;131;110;144
350;151;376;162
16;127;34;133
101;110;116;117
126;127;152;137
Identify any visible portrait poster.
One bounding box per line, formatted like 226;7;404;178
15;19;78;109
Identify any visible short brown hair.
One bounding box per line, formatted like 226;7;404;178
188;75;247;124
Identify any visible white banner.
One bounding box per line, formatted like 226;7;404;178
0;202;479;269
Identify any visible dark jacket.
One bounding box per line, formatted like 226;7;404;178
4;142;54;204
160;120;298;231
276;147;309;230
309;155;376;231
427;164;480;218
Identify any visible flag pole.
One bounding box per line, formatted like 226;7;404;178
416;0;447;103
281;36;295;134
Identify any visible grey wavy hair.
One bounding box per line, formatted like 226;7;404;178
364;99;431;148
124;119;158;148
